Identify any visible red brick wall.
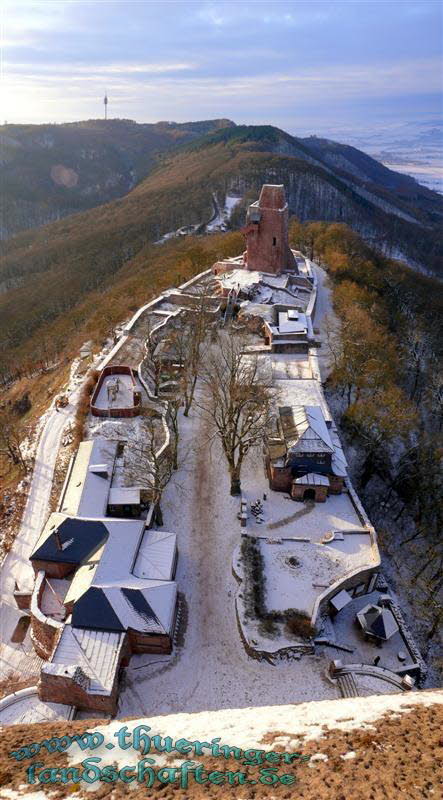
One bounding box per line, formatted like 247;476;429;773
329;476;344;494
38;671;118;715
31;560;74;579
128;630;172;654
244;193;295;275
267;461;292;492
291;484;328;503
90;364;141;418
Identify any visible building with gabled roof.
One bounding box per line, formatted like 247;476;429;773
30;514;178;713
59;438;118;518
39;626;128;715
266;404;347;499
280;405;334;456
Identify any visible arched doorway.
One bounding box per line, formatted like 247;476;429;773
303;488;316;501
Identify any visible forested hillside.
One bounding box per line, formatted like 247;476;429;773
0;117;235;238
1;124;442;387
290;220;442;674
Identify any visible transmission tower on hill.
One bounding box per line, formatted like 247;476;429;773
104;91;108;120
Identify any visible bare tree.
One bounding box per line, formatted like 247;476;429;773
197;331;273;495
169;294;214;416
0;408;27;470
124;411;175;525
166;397;181;470
141;315;164;397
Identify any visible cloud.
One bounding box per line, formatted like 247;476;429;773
3;55;441;127
7;61;196;76
1;0;441;128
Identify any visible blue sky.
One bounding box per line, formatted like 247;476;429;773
1;0;442;135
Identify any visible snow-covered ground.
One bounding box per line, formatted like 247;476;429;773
92;372;138;410
118;258;356;714
119;396;339;716
206;193;241;232
81;689;443;770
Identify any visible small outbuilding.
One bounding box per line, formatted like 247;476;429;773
357;603;399;642
291;472;330;503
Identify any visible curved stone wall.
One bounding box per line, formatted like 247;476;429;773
30;571;64;661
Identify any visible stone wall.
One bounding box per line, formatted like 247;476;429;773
38;668;118;715
267;460;292;492
245;186;296;275
30;571;63;660
90;364;141;418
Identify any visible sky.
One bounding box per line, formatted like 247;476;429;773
1;0;442;136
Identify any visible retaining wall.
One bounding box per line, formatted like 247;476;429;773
30;571;64;661
90;365;141;418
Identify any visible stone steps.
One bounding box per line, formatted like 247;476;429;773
337;672;359;698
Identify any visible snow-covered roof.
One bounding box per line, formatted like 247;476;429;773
63;546;103;607
133;530;177;581
108;487;141;506
280;405;334;454
72;581;177;636
276;310;308;334
30;513;108;566
60;437;118;518
42;515;177;637
294;472;330;486
92;518;146;584
330;428;348;477
48;625;126;694
273;380;332;426
329;588;353;612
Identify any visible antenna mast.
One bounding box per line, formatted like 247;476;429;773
104;91;108;120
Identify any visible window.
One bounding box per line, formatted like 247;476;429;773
272;237;277;246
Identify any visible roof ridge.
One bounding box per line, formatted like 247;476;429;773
70;627;103;685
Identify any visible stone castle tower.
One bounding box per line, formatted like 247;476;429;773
243;184;297;275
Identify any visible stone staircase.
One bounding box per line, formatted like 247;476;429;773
337;671;359;698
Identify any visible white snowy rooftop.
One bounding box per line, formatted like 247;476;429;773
108;487;141;506
294;472;330;486
60;437;118;518
268;310;308;336
46;625;126;695
273;379;332;426
281;405;334;455
133;529;177;581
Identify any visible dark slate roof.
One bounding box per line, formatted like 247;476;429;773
30;518;108;566
121;587;164;634
72;587;126;632
358;604;399;640
72;585;165;635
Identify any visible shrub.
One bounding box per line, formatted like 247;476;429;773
284;609;317;640
72;369;99;447
12;392;31;416
258;618;278;638
240;536;266;618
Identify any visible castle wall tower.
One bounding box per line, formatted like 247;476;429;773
243;184;296;274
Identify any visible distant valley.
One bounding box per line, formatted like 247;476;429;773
1;118;442;384
330;120;443;194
